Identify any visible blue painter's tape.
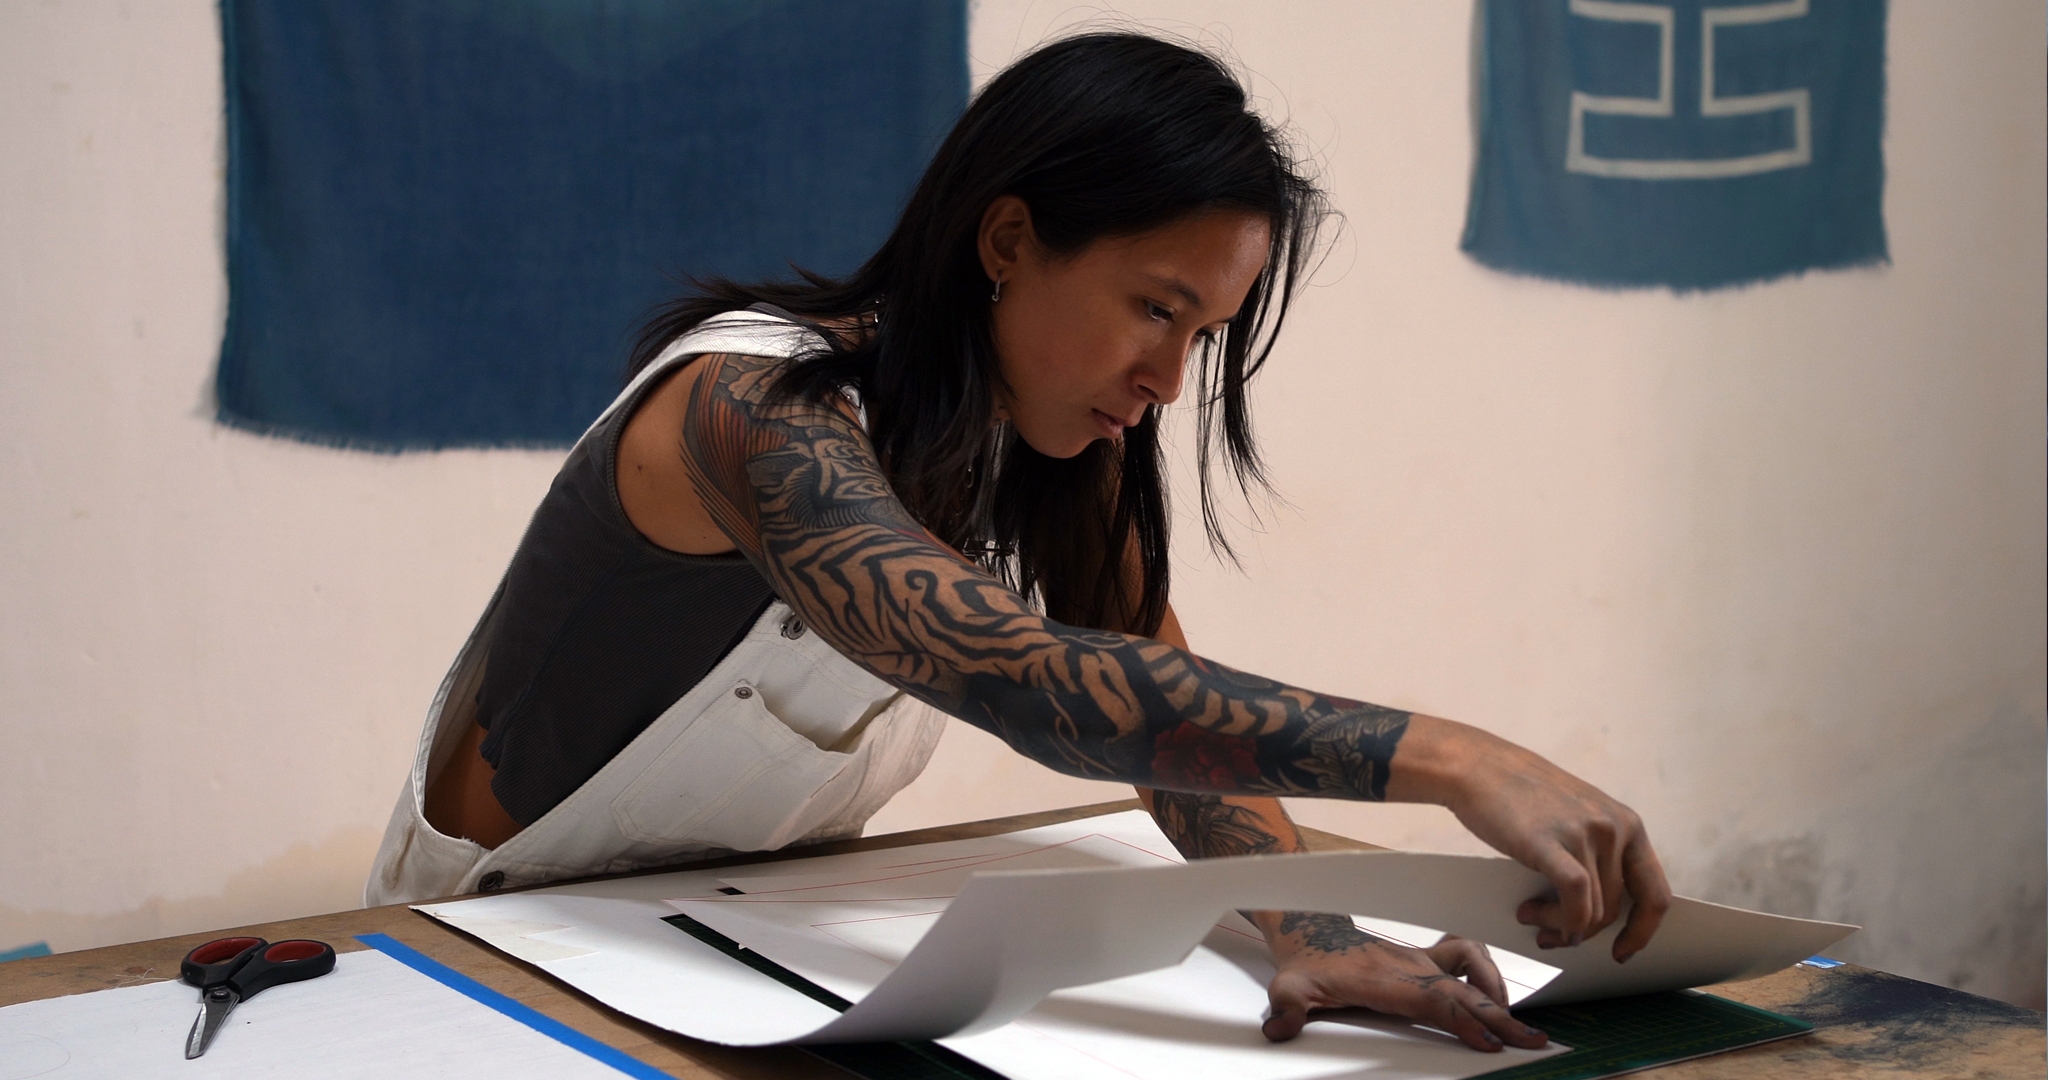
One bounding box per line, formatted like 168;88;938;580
355;933;670;1079
1801;956;1845;969
0;941;53;963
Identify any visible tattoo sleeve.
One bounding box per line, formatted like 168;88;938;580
680;354;1413;800
1147;792;1293;859
1145;791;1383;952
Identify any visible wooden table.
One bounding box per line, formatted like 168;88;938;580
3;801;2040;1078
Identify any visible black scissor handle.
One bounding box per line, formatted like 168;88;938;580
226;939;336;1000
181;937;264;990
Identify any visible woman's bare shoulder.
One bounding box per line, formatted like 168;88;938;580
617;356;730;554
615;352;863;556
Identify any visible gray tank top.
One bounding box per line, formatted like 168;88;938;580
473;309;822;824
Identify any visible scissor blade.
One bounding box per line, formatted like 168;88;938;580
185;988;239;1058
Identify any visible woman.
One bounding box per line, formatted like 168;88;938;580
368;32;1670;1052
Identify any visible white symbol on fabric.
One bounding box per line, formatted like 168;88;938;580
1565;0;1812;179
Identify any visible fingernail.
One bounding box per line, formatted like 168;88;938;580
1484;1032;1502;1046
1524;1026;1545;1039
1616;950;1633;964
1568;933;1583;947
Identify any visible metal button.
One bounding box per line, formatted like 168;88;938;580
479;871;505;893
780;613;806;639
734;685;754;699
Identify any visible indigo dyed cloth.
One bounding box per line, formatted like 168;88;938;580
216;0;967;449
0;942;52;963
1462;0;1886;291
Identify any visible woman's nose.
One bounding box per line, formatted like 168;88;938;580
1131;339;1191;405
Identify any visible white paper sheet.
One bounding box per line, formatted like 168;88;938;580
416;811;1854;1080
702;833;1561;1008
665;820;1854;1045
0;949;639;1080
419;813;1572;1078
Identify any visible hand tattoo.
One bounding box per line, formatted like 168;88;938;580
1276;912;1383;955
680;353;1413;799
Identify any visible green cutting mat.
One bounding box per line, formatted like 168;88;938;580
1479;991;1813;1079
663;914;1811;1080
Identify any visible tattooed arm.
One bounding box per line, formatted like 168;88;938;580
680;351;1408;795
1136;599;1541;1050
677;351;1669;958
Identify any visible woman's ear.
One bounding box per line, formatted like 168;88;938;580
977;195;1034;285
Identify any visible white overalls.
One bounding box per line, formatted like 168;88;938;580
365;312;947;906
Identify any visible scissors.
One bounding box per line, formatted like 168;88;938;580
178;936;336;1058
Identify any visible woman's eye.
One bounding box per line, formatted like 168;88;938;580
1144;302;1173;323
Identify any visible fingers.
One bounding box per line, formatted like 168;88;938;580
1423;938;1547;1050
1517;896;1573;949
1446;732;1663;957
1515;845;1596;946
1263;942;1548;1053
1612;835;1673;962
1261;974;1312;1042
1426;936;1508;1008
1404;975;1549;1052
1515;819;1671;958
1595;821;1628;939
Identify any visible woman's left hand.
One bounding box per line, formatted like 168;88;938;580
1259;913;1549;1052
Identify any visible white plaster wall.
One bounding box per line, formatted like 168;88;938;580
3;0;2041;1008
0;0;566;955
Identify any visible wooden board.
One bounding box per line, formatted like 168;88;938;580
3;801;2039;1078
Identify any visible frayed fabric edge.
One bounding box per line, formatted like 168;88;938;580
211;406;578;455
1458;246;1892;296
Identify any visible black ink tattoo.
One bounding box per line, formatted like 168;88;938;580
679;354;1413;799
1149;793;1288;859
1145;793;1359;948
1276;912;1383;954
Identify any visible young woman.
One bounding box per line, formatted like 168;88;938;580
368;32;1670;1052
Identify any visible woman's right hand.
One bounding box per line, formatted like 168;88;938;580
1385;716;1672;962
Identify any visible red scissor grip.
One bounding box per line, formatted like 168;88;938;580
189;937;262;966
182;936;267;993
264;940;326;963
228;939;336;1000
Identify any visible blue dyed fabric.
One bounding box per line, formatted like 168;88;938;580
216;0;966;449
1462;0;1886;291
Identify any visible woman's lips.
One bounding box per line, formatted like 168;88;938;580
1091;409;1126;439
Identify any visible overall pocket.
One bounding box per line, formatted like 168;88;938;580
609;678;871;852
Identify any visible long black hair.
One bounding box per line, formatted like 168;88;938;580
629;32;1329;637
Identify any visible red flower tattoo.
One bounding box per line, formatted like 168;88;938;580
1151;723;1262;790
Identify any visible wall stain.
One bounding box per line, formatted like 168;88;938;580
1701;834;1827;919
1780;966;2045;1070
0;827;384;956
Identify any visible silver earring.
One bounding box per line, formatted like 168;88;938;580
991;277;1003;303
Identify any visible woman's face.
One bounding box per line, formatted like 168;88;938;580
979;199;1271;459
